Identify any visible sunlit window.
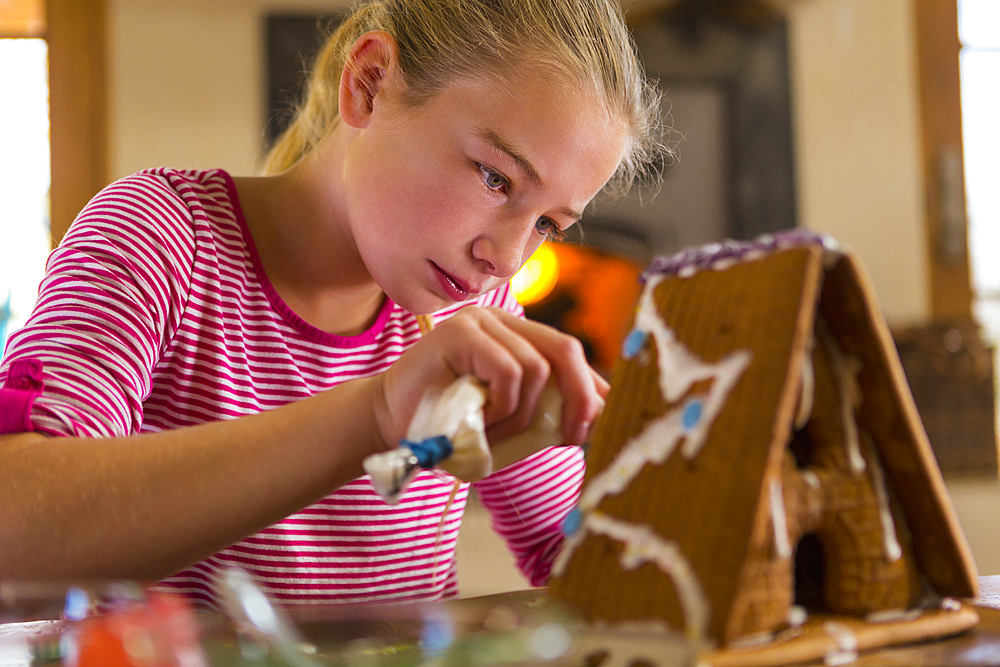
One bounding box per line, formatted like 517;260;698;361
959;0;1000;336
0;38;50;355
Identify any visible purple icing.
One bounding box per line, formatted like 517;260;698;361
640;229;840;283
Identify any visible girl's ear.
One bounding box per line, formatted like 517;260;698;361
340;31;400;129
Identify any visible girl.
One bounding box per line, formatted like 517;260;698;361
0;0;662;606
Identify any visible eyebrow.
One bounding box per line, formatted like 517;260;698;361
477;129;583;222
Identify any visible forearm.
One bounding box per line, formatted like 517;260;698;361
0;375;387;581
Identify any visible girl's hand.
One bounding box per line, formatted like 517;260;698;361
372;307;608;451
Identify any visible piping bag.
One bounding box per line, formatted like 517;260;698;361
363;376;564;504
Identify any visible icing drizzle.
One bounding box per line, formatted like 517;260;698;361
579;277;751;512
769;478;793;560
862;431;903;562
556;276;752;643
821;621;859;666
795;338;816;430
819;323;866;474
584;512;710;640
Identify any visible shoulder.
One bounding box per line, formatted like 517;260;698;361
52;168;241;287
78;168;234;225
63;168;237;255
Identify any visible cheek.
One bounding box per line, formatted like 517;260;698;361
409;181;485;236
519;237;543;266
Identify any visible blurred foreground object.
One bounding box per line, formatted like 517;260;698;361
0;581;207;667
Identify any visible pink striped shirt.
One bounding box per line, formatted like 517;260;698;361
0;168;583;607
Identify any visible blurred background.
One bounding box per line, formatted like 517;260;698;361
0;0;998;589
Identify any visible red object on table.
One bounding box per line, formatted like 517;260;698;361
71;591;205;667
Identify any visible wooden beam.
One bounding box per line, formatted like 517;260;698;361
0;0;44;38
913;0;973;320
46;0;107;246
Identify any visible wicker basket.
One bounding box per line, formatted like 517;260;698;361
893;319;998;476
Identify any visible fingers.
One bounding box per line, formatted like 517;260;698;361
455;308;605;446
387;307;606;449
591;367;611;399
476;314;551;437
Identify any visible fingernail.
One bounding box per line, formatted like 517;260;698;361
574;422;590;446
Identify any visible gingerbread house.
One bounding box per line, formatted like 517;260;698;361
548;232;980;664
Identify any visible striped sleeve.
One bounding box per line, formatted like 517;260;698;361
466;281;581;586
478;281;525;318
473;444;584;586
0;171;196;437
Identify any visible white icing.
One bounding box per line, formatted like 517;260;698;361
821;244;844;268
679;352;749;462
861;431;902;562
822;621;859;666
585;512;710;641
578;280;750;511
362;448;417;504
769;478;792;560
551;527;587;577
577;397;694;510
819;323;865;474
824;648;859;666
787;605;808;627
941;597;962;611
557;275;750;644
866;608;922;623
638;276;752;409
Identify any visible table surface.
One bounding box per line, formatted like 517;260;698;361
8;579;1000;665
843;575;1000;666
480;580;1000;666
201;576;1000;666
290;576;1000;666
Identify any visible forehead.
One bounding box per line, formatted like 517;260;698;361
427;69;627;185
458;68;621;137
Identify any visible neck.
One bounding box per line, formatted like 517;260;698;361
234;133;384;336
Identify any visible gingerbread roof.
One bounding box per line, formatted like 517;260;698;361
548;236;978;648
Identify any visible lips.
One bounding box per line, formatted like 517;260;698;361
431;262;475;301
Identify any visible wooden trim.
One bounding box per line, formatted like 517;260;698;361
46;0;107;246
0;0;45;38
913;0;973;321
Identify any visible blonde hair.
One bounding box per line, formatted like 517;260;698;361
261;0;665;195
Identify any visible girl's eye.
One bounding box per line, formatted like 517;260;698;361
478;164;509;193
535;217;568;242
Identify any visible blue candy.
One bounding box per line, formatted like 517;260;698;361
682;399;703;432
622;328;648;359
563;507;584;536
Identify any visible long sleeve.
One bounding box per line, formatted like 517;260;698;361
0;170;197;437
461;261;582;586
473;444;584;586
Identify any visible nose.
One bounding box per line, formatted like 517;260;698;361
472;218;536;279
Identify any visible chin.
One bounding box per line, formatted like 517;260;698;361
386;289;447;317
